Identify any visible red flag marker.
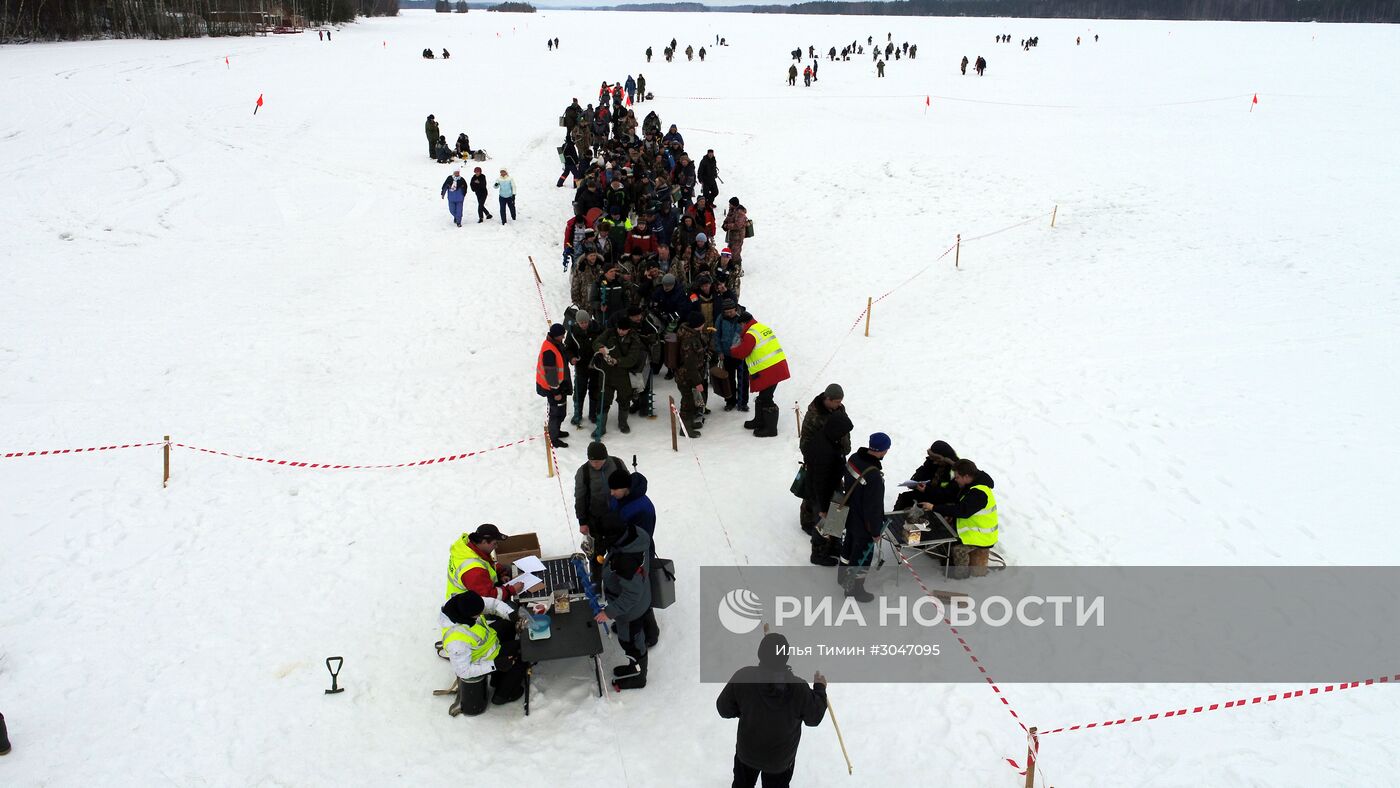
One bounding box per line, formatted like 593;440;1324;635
253;93;264;115
224;56;230;68
925;95;930;106
1250;93;1258;112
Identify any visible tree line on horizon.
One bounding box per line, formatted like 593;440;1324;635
1;0;398;42
599;0;1399;22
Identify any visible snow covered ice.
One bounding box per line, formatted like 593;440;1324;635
3;9;1400;785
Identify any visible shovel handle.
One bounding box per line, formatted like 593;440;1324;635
326;656;343;678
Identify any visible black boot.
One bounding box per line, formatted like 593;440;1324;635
810;536;839;567
613;653;648;690
753;403;780;437
0;712;10;755
844;575;875;603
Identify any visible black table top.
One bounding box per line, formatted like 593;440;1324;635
518;602;605;663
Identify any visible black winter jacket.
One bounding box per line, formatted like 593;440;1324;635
716;666;827;773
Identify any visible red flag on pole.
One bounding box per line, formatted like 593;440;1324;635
1250;93;1258;112
253;93;264;115
925;95;930;106
224;56;230;68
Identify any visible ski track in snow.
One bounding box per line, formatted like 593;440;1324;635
2;11;1400;786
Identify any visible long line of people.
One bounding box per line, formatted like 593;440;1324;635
539;87;789;449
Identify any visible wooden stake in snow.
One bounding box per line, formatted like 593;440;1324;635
545;428;555;478
1023;726;1038;788
954;234;961;269
1050;205;1058;228
793;403;801;435
162;435;171;488
669;396;679;451
863;297;872;337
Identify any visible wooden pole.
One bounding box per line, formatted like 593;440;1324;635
827;696;854;775
1023;726;1038;788
669;396;678;451
545;428;555;478
863;296;872;337
162;435;171;488
528;255;542;284
1050;205;1058;228
954;234;961;268
793;403;801;435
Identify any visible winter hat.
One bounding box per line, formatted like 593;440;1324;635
584;227;597;236
469;523;511;542
627;305;645;318
442;591;484;625
428;114;435;120
661;273;677;287
608;468;632;490
575;309;592;324
719;297;737;311
757;632;790;668
549;323;566;338
473;167;482;174
695;232;708;244
720;247;732;257
685;311;704;329
587;441;609;461
824;383;845;401
729;196;740;206
869;432;892;452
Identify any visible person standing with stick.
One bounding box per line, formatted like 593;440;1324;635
717;632;828;787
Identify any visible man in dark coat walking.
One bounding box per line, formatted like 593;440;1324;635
717;632;828;788
838;432;890;602
698;149;720;206
798;383;852;566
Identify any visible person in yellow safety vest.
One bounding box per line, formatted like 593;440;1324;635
439;591;526;715
727;311;790;437
447;524;524;602
919;458;998;578
538;323;573;448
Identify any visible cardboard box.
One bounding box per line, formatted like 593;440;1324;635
496;533;541;568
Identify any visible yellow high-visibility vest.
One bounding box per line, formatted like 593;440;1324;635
441;618;500;664
956;485;999;547
743;322;786;375
446;535;497;600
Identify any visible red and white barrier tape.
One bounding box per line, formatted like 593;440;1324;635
887;540;1030;734
3;441;164;459
173;435;537;469
1038;674;1400;736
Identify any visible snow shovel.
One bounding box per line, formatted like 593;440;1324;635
324;656;345;695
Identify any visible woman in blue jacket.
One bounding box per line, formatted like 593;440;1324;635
494;168;517;225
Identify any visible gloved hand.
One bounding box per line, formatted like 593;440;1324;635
493;653;517;671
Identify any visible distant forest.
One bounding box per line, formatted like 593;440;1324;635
598;0;1400;22
1;0;398;42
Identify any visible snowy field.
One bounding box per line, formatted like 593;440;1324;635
3;9;1400;785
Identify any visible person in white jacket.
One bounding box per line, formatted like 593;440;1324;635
439;591;525;715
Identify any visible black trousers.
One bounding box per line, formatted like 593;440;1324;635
545;394;566;440
475;194;491;220
732;754;793;788
755;385;776;408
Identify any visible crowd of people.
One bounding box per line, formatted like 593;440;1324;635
795;385;1002;597
788;33;918;83
537;82;789;448
645;35;723;63
427;49;1004;788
